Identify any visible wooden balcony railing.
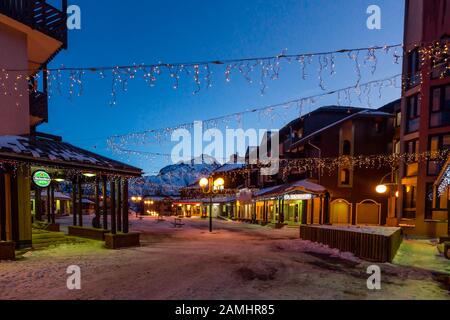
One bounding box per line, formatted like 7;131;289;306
29;90;48;123
0;0;68;45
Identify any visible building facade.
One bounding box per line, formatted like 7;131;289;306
398;0;450;237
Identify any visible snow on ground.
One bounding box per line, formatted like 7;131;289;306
310;224;401;236
0;216;449;300
394;239;450;275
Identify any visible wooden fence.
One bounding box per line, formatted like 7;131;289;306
300;225;403;263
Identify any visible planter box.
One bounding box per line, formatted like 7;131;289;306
0;241;15;260
300;225;403;263
105;232;140;249
47;224;60;232
439;236;450;244
68;226;110;241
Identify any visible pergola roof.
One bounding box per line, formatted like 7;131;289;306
0;135;142;176
254;179;327;199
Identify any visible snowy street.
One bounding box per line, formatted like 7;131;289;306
0;216;449;300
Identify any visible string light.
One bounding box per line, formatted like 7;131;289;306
106;74;403;152
0;44;402;105
1;41;448;105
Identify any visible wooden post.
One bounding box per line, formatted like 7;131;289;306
102;176;108;230
122;179;129;234
77;179;83;227
94;178;100;228
117;179;122;232
35;187;42;221
0;170;6;241
110;179;116;235
72;178;77;226
10;170;20;245
51;184;55;224
47;186;51;223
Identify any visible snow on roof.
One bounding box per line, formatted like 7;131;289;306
213;163;246;173
0;135;141;175
254;179;327;198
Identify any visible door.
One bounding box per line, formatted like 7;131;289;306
330;199;351;224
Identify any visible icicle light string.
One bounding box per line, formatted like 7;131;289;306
0;43;403;105
106;73;403;153
2;40;449;106
126;150;450;193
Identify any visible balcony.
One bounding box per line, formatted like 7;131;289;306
29;90;48;126
0;0;67;46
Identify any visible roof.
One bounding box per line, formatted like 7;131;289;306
289;109;393;150
0;135;142;176
254;179;327;199
213;163;246;173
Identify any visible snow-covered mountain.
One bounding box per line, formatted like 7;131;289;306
131;155;221;196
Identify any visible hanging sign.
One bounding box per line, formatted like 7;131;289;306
33;170;52;188
284;194;313;201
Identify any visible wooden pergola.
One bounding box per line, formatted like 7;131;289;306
0;135;142;248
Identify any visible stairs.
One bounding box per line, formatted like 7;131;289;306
32;229;86;250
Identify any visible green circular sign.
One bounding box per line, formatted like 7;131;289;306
33;170;52;188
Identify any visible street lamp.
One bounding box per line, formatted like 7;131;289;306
131;196;144;216
199;176;225;232
376;172;397;194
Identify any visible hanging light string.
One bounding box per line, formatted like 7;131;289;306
107;73;403;155
1;40;448;106
127;149;450;194
1;43;403;105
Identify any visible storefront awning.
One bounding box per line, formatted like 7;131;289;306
0;135;142;176
253;179;327;200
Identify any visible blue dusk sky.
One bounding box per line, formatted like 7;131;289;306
41;0;405;175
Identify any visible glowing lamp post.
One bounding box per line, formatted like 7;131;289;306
376;172;399;225
376;184;388;194
131;196;144;216
199;177;225;232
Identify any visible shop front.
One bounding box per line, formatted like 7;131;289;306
253;180;327;226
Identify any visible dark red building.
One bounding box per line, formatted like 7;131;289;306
398;0;450;237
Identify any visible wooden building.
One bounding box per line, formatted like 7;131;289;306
272;105;396;227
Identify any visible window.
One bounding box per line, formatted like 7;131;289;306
339;169;351;186
428;134;450;175
342;140;351;156
425;183;449;220
430;84;450;127
402;185;416;219
374;121;384;134
405;139;419;160
394;140;401;155
405;140;419;177
425;183;434;220
395;111;402;128
406;94;421;133
406;48;421;88
431;36;450;79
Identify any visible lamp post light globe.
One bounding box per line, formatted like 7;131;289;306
199;178;209;188
376;184;388;194
214;178;225;191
